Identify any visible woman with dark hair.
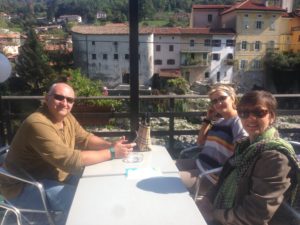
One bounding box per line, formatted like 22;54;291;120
200;90;300;225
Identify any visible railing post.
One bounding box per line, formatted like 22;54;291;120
169;98;175;154
0;96;4;146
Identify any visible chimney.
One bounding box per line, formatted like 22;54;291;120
265;1;269;7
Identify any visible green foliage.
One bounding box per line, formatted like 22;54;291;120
167;77;189;95
64;69;122;109
264;51;300;93
0;0;240;27
15;29;57;95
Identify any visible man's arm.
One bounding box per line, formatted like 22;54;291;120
86;135;112;149
81;136;136;166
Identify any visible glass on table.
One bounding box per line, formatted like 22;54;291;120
122;152;144;163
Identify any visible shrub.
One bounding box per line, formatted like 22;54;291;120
62;69;122;110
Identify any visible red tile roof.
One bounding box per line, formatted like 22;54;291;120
159;69;181;78
192;4;231;10
72;24;235;36
222;0;285;15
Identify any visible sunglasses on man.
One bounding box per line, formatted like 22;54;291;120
52;94;75;104
237;108;269;119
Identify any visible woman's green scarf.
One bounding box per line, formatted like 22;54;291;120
213;127;300;210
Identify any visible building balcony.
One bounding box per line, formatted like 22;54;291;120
223;59;236;66
180;59;210;68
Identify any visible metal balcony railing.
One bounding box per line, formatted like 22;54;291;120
1;94;300;158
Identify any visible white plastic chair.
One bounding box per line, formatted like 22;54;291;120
0;145;58;225
178;145;223;200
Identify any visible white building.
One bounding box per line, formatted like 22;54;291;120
210;31;236;84
72;24;236;88
58;15;82;23
72;24;154;87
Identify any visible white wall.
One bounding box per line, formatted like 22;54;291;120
210;34;235;84
153;34;181;73
72;33;154;87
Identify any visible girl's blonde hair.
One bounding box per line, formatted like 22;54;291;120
208;84;237;107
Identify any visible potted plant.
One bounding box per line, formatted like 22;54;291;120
61;69;121;125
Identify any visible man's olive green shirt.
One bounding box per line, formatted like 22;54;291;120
0;106;93;199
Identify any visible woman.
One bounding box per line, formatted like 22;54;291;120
201;90;300;225
176;84;247;193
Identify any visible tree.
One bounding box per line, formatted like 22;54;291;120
264;51;300;93
15;29;57;95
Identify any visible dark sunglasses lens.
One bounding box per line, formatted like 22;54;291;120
53;94;74;104
238;110;249;119
238;109;268;119
53;94;65;101
253;109;268;118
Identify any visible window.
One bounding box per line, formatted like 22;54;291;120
156;45;161;51
169;45;174;52
167;59;175;65
92;41;95;45
243;19;249;29
204;39;211;46
256;21;263;29
241;41;248;50
240;60;247;69
298;35;300;42
208;14;213;23
254;41;261;50
122;73;130;84
217;72;220;82
154;59;162;65
212;40;221;47
92;54;96;60
253;60;262;69
113;41;118;51
270;15;276;30
205;72;210;78
103;54;107;60
185;71;190;81
226;40;235;47
125;54;129;60
268;40;275;49
114;54;118;60
190;40;195;47
227;53;233;60
212;53;220;61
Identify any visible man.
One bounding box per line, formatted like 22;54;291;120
0;82;135;224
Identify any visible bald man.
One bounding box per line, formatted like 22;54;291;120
0;83;135;224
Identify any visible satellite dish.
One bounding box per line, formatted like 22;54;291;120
0;53;12;83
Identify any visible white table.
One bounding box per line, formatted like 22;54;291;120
82;145;179;177
66;145;207;225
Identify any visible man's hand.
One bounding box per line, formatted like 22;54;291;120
113;136;136;159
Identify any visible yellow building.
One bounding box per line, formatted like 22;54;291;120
289;9;300;52
220;0;285;89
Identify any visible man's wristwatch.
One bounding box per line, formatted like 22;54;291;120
109;147;115;160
